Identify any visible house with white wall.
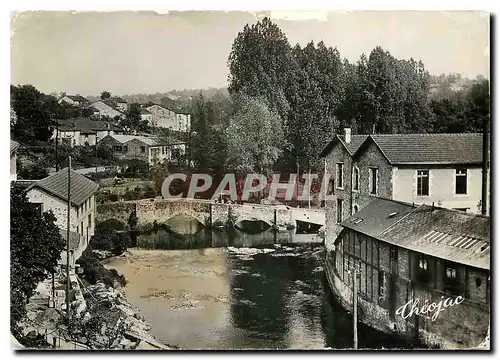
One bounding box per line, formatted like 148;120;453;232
26;168;99;236
145;104;191;132
11;140;19;182
26;168;99;262
321;130;486;224
51;117;124;147
98;134;186;166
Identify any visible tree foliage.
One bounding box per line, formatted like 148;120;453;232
100;91;111;100
10;85;55;143
225;95;285;174
120;103;149;134
10;186;65;328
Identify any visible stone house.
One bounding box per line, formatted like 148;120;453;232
51;117;124;147
11;140;19;182
26;168;99;265
98;134;186;166
324;197;490;348
321;129;485;225
58;95;89;107
145;104;191;132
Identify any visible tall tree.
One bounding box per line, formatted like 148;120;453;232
10;186;65;332
120;103;148;134
11;85;55;143
227;17;297;120
225;95;285;174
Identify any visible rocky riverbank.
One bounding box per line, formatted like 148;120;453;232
19;270;175;350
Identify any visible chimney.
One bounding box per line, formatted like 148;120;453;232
344;128;351;144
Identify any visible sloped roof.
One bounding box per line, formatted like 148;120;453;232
91;100;124;114
109;96;127;103
105;134;164;146
357;133;484;165
341;197;417;237
341;198;490;270
26;167;99;207
320;134;368;157
65;95;89;102
10;140;19;153
56;118;122;133
321;133;484;165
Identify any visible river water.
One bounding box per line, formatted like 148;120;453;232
105;221;420;350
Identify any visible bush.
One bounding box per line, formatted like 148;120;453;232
77;248;126;288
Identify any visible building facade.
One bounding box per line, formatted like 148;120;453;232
98;134;186;166
51;118;124;147
145;104;191;132
321;130;485;224
26;168;99;241
11;140;19;182
324;197;490;349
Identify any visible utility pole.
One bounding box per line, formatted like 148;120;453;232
66;156;71;322
353;268;358;349
55;124;59;171
296;160;300;204
308;168;311;209
95;135;98;174
323;158;327;206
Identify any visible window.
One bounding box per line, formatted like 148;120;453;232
416;254;430;283
123;146;128;152
446;266;457;280
85;134;89;138
337;199;343;223
378;271;386;297
88;213;92;229
369;168;378;195
162;147;165;155
417;170;429;196
353;204;359;214
141;146;146;153
390;246;397;262
84;199;87;212
419;257;428;271
444;263;460;294
353;167;359;191
80;222;84;235
455;169;467;194
113;145;122;152
336;163;344;188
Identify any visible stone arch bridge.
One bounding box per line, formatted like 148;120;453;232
96;198;325;230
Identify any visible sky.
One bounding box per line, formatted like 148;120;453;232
10;10;490;96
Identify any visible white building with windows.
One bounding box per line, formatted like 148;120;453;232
25;168;99;266
321;130;486;225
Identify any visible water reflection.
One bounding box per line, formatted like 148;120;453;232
105;218;423;349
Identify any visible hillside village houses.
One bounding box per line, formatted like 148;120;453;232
145;103;191;132
58;94;90;107
25;168;99;268
50;117;124;147
320;129;486;225
98;134;186;166
11;140;19;182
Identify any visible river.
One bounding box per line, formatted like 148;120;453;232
104;222;422;350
